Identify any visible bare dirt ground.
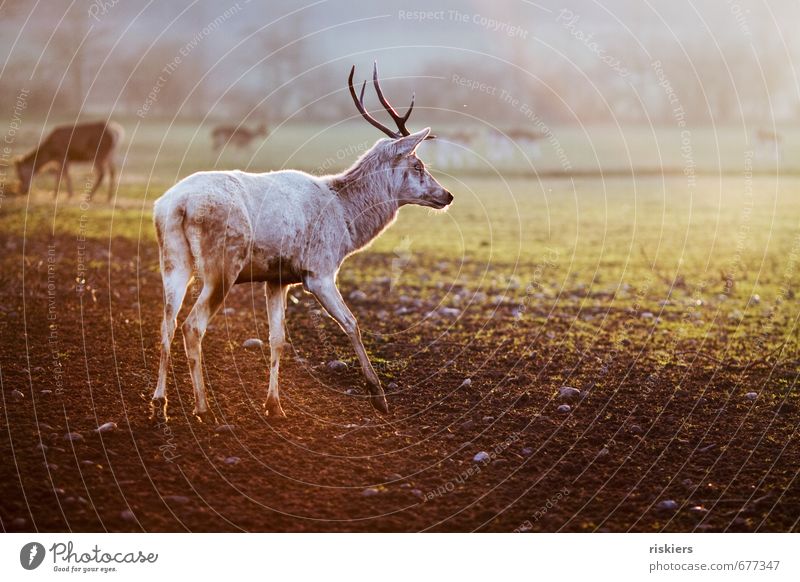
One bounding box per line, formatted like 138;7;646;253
1;228;798;533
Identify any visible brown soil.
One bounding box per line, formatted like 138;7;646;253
1;232;798;532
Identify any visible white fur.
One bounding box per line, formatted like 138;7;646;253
151;128;452;418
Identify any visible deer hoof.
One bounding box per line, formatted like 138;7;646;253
193;409;216;425
265;400;286;418
150;397;168;420
370;394;389;415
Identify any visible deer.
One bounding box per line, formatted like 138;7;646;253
211;122;268;150
15;120;123;200
754;128;782;161
152;63;452;422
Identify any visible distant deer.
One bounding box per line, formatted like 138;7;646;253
432;129;475;168
152;64;452;421
210;122;268;150
15;121;123;199
755;128;782;161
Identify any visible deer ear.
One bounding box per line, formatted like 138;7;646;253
393;128;430;156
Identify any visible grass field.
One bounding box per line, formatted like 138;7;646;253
0;122;798;532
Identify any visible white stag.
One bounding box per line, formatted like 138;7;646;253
152;64;453;420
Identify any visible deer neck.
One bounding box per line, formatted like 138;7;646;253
327;159;399;252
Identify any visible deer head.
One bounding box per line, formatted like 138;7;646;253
348;63;452;210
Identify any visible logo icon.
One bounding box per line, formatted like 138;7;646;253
20;542;46;570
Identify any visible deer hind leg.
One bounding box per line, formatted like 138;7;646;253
152;216;194;414
306;275;388;414
181;220;248;420
265;282;288;417
88;163;105;199
107;161;117;201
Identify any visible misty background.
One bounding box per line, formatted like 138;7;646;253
1;0;798;129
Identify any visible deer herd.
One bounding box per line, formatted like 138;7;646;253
9;63;788;422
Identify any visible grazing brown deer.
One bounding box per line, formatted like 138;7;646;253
210;122;268;150
15;120;123;199
152;63;450;421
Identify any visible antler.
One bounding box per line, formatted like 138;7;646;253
348;62;433;139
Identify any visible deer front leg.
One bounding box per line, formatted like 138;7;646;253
265;282;288;417
306;275;388;414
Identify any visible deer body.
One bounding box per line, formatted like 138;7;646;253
15;120;123;199
153;64;451;421
211;123;267;150
153;126;451;419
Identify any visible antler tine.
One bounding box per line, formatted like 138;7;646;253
348;65;401;139
372;61;414;136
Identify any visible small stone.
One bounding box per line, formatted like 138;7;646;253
222;307;236;315
80;460;95;466
10;389;24;400
387;382;398;390
688;505;708;514
459;378;472;388
349;290;368;302
345;388;358;395
744;392;757;400
64;432;83;442
361;487;380;497
681;478;694;488
95;422;117;434
750;294;761;304
482;416;494;423
628;424;643;434
559;386;581;399
327;360;348;371
557;404;571;413
473;451;491;463
120;509;136;521
439;307;461;318
64;496;76;505
656;499;679;511
40;390;52;395
11;517;26;528
224;456;241;465
641;312;654;319
163;495;190;504
242;338;263;349
598;447;610;457
215;424;236;433
521;447;534;456
410;488;424;498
